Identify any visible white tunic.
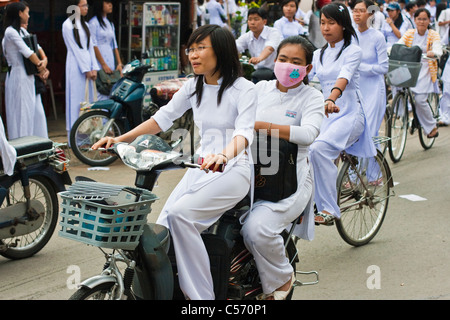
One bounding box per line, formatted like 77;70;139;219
2;26;47;139
155;77;257;227
397;30;442;94
273;16;307;39
205;0;227;27
250;80;324;241
0;116;16;176
89;16;118;100
381;19;409;48
355;28;389;137
62;17;99;135
310;40;376;158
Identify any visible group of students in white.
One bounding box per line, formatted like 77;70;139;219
1;0;122;148
92;0;441;300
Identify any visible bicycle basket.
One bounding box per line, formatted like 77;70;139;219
386;60;422;87
58;181;158;250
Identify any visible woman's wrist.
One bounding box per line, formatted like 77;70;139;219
218;153;229;163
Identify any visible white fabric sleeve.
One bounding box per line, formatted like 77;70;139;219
151;80;193;131
289;89;324;146
232;81;257;146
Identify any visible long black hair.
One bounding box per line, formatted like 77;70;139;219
187;24;242;107
3;2;28;32
276;36;315;85
93;0;112;29
319;2;358;64
67;0;91;49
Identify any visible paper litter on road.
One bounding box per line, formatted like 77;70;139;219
399;194;427;201
87;167;110;171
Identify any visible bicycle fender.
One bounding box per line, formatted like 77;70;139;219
79;275;117;290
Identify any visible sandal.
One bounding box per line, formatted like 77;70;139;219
438;121;448;127
314;211;335;226
265;273;296;300
427;127;439;139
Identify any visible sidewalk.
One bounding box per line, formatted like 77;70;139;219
47;112;67;143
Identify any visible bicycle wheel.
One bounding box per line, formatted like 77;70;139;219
69;110;124;166
335;151;391;246
388;92;408;163
418;93;439;149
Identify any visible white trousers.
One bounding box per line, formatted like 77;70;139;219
310;112;365;218
241;172;312;294
414;93;436;135
165;163;251;300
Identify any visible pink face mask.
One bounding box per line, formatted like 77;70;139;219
274;61;308;88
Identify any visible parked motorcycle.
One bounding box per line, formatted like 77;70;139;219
0;136;71;260
59;134;318;300
69;60;192;167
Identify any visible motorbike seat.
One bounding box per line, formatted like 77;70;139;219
8;136;53;157
232;195;250;210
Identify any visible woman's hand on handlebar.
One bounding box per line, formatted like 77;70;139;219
91;136;119;151
200;153;227;173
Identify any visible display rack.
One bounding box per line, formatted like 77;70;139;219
119;1;181;106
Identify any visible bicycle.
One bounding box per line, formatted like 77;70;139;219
331;137;394;246
386;56;440;163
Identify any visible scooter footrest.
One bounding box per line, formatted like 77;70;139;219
294;270;319;286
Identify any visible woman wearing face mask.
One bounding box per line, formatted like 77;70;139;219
241;36;324;300
308;3;376;225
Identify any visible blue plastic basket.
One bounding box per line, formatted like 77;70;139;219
58;185;158;250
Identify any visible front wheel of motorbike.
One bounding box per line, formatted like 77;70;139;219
69;110;124;166
0;176;58;259
69;283;132;300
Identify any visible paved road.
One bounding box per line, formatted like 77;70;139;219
0;126;449;300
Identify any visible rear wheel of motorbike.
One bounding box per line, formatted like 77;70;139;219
69;283;128;300
0;176;58;260
69;110;124;166
228;231;297;300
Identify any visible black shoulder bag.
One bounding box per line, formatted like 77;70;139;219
251;132;298;202
21;33;39;75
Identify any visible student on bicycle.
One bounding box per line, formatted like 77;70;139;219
241;36;324;300
93;24;257;300
397;8;442;138
308;2;376;225
353;0;389;138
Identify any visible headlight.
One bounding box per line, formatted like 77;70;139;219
116;144;179;170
